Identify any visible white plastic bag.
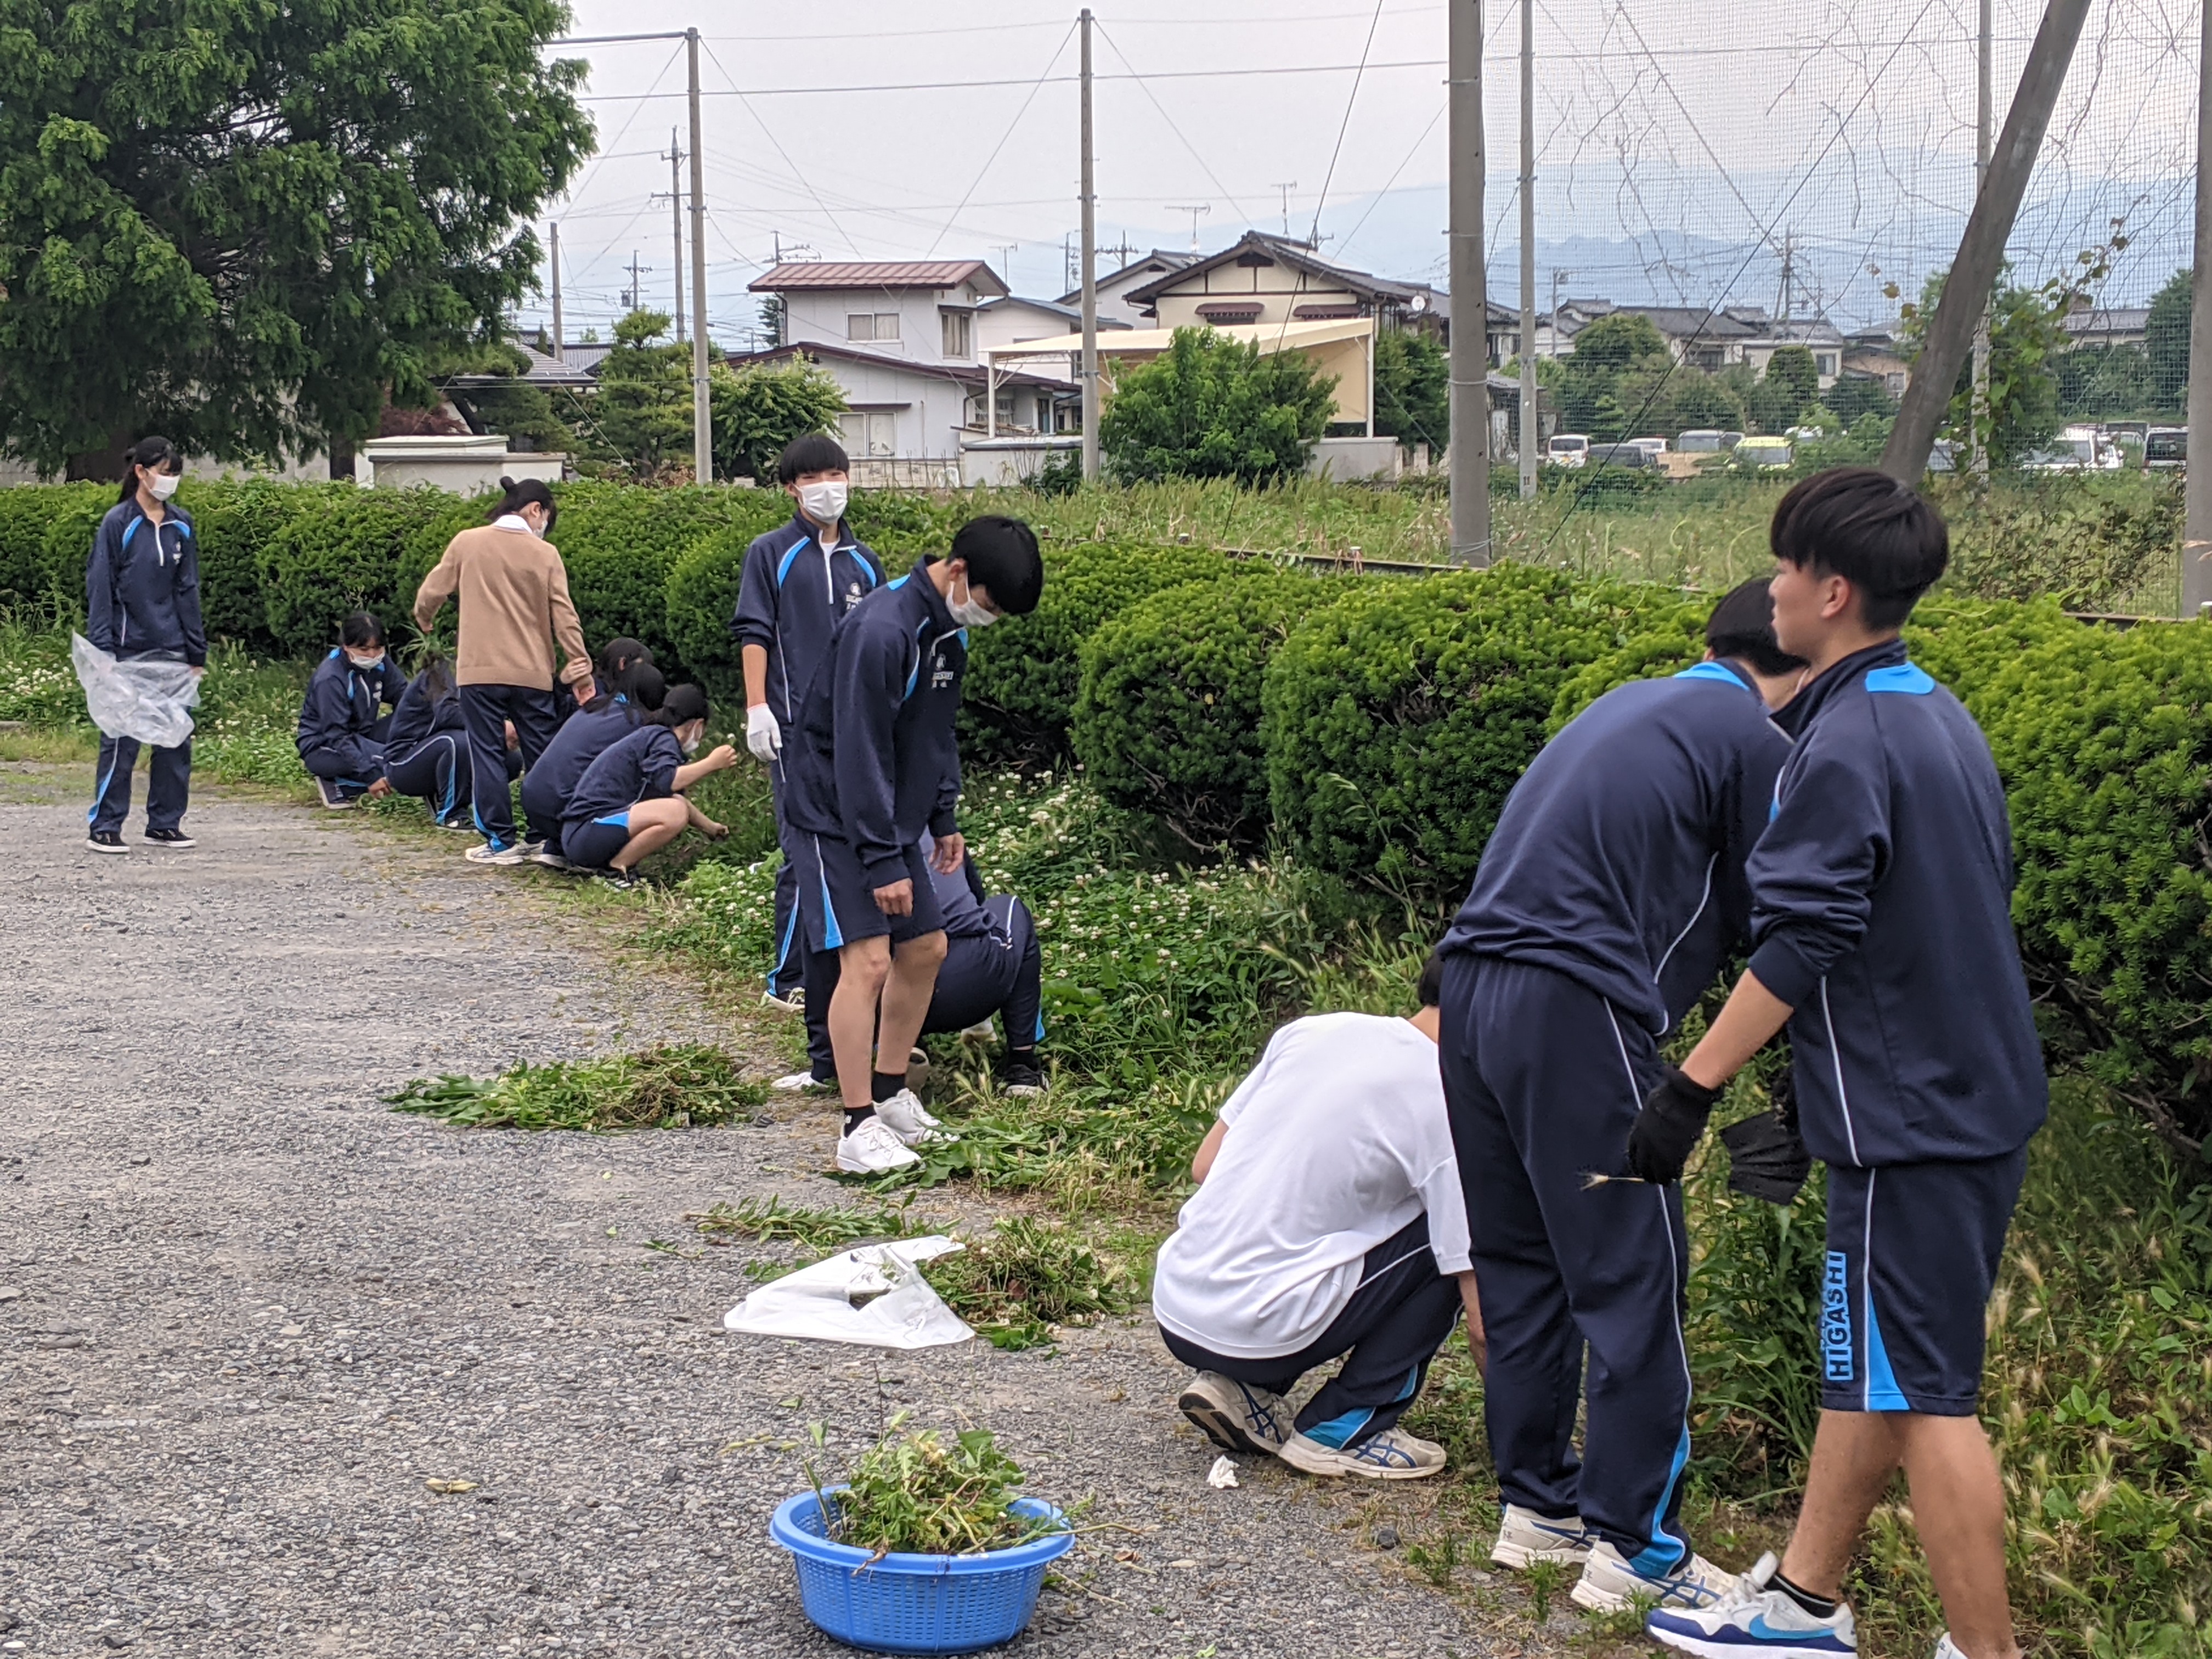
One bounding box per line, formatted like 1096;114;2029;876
71;634;200;747
722;1237;975;1351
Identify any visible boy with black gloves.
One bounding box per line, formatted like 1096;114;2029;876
1632;469;2045;1659
731;435;884;1011
778;516;1046;1173
1435;579;1805;1616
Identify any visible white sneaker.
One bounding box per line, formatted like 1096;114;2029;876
762;988;804;1014
1931;1639;1967;1659
1176;1372;1291;1456
1646;1554;1857;1657
1491;1503;1595;1570
836;1115;922;1174
876;1088;956;1148
528;849;573;871
770;1071;832;1094
1574;1538;1741;1613
1278;1427;1446;1481
465;840;530;866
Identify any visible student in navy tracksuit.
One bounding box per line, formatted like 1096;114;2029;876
558;684;738;886
1634;472;2044;1659
296;612;409;806
382;654;523;830
521;644;664;865
84;436;205;854
780;516;1045;1175
732;435;885;1010
780;828;1049;1098
1435;580;1805;1616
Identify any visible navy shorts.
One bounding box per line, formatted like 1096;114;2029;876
562;813;633;871
1818;1149;2027;1415
787;831;945;951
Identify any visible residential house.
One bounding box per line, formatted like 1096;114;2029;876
975;294;1130;354
1541;300;1847;387
1058;249;1199;327
2061;301;2152;351
1843;326;1911;399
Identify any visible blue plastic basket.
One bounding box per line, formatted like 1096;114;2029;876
769;1488;1073;1655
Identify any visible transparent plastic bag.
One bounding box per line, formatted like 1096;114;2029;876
71;633;201;748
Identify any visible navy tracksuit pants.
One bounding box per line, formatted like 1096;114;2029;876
799;895;1044;1081
90;735;191;835
458;685;562;849
1438;952;1696;1573
767;766;803;997
385;732;475;826
300;713;393;797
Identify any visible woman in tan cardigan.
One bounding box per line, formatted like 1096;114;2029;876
413;478;596;865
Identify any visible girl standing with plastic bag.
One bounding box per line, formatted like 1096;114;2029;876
84;437;204;854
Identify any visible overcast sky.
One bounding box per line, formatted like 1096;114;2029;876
524;0;2199;346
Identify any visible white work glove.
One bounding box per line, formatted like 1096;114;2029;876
746;703;782;761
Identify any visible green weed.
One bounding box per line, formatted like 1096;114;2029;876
802;1413;1063;1558
1404;1529;1460;1589
918;1216;1139;1351
1523;1556;1570;1624
691;1194;924;1253
385;1043;767;1132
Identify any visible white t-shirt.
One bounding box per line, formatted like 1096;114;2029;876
1152;1012;1472;1359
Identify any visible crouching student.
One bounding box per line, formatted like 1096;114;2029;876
521;640;664;868
778;828;1047;1097
558;685;738;889
297;612;408;808
1152;951;1478;1481
383;654;477;829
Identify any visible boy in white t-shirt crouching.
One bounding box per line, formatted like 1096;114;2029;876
1151;953;1482;1480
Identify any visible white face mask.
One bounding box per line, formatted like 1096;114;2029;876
950;573;1001;629
680;727;702;757
346;651;386;671
148;470;182;500
797;480;848;527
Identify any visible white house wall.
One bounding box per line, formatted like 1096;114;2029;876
780;284;988;368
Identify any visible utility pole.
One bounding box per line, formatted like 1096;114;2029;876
624;251;648;312
1272;182;1297;240
1776;231;1794;324
1167;205;1210;253
1079;7;1100;484
1449;0;1492;565
687;27;711;486
550;223;564;363
1517;0;1537;500
1882;0;2092;483
664;130;686;343
1971;0;1993;475
1550;268;1572;357
2183;0;2212;613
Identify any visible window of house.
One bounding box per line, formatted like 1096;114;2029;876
838;410;897;456
846;312;900;342
940;308;973;359
1816;353;1839;377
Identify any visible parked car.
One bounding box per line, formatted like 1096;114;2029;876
2021;425;2124;472
1677;429;1727;453
1583;442;1656;469
1547;433;1590;468
1628;437;1668;459
1736;436;1792;469
2145;427;2186;473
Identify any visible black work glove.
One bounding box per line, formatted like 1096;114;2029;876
1624;1066;1722;1184
1720;1111;1813;1204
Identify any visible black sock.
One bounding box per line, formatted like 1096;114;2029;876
843;1105;876;1135
1770;1571;1839;1619
870;1070;907;1104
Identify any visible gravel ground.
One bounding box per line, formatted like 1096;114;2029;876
0;764;1559;1659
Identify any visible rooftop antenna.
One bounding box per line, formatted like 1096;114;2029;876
1165;204;1211;253
1270;182;1298;239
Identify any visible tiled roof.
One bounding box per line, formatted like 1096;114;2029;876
747;260;1007;296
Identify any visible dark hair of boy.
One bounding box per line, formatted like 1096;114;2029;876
341;611;384;648
778;433;849;484
1705;578;1806;678
649;683;709;728
1417;947;1446;1010
116;435;180;504
950;515;1045;616
485;475;559;533
1770;466;1949;631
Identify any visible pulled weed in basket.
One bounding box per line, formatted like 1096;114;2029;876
803;1414;1065;1558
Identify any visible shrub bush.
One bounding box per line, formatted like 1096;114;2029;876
0;482;110;612
1073;567;1349;848
257;487;459;654
552;482;786;670
179;478;358;648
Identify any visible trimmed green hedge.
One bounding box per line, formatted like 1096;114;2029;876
1073;567;1349;849
257;488;465;655
0;482;109;613
551;483;788;673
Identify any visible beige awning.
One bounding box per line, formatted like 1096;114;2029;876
983;316;1374;427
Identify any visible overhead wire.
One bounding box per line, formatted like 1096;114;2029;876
1307;0;1389;247
1091;19;1256;224
922;19;1082;258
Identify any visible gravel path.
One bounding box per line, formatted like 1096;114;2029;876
0;765;1551;1659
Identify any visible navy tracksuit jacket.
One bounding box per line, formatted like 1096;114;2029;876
781;558;965;884
731;514;885;994
565;724;684;829
521;699;644;856
296;649;408;786
1747;639;2046;1166
85;500;205;833
382;672;475;824
1436;661;1791;1575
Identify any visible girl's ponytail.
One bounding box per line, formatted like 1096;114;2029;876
485;475;559;532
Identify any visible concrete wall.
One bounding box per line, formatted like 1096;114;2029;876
1306;435;1400;481
958;435;1080;488
358;437;565;492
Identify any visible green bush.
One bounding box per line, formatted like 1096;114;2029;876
1073;568;1349;848
552;482;785;670
1262;562;1702;898
0;482;106;612
662;521;770;707
257;487;458;654
178;478;358;648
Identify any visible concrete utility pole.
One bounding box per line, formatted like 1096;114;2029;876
549;223;564;363
1517;0;1537;500
1079;8;1100;484
2183;0;2212;614
625;251;647;311
1971;0;1993;475
687;28;711;486
1882;0;2092;483
1449;0;1492;564
665;130;686;343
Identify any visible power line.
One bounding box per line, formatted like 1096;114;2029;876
1091;19;1256;224
1307;0;1389;246
923;20;1082;258
572;58;1452;103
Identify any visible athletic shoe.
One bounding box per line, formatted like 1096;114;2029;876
314;777;356;810
86;830;127;855
1931;1638;1967;1659
761;987;805;1014
143;827;196;849
1491;1504;1595;1571
1176;1372;1290;1456
998;1057;1046;1097
596;867;642;891
1278;1427;1446;1481
770;1071;833;1094
1646;1554;1856;1656
1575;1539;1742;1614
836;1115;922;1174
528;849;574;871
436;815;477;834
466;840;529;867
876;1088;956;1148
960;1018;997;1040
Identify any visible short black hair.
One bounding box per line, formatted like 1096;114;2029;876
778;433;849;484
651;682;710;728
628;662;668;712
488;476;559;534
1770;467;1949;631
1417;947;1447;1010
341;611;384;648
1705;578;1805;678
951;515;1045;617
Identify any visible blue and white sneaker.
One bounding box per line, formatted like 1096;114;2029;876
1645;1552;1856;1655
1573;1538;1743;1613
1177;1372;1291;1456
1931;1638;1967;1659
1278;1426;1446;1480
1491;1503;1594;1570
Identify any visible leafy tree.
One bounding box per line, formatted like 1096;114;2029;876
1570;312;1668;368
710;355;846;483
1554;313;1674;441
1900;266;2070;469
1099;328;1336;485
433;340;577;455
1748;346;1821;433
1821;374;1897;428
759;295;787;351
0;0;591;478
2055;344;2153;418
587;310;695;482
2143;268;2190;411
1373;330;1448;452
